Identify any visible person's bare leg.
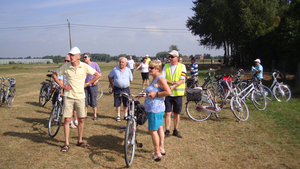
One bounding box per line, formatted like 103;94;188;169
164;112;171;130
77;117;84;143
93;107;97;118
123;105;128;117
64;117;71;145
149;130;160;155
158;126;165;152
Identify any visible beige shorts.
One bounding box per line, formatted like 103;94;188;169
63;97;85;118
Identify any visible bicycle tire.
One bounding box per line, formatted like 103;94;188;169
124;119;136;167
0;89;4;103
260;85;273;105
251;89;267;111
39;85;48;107
96;83;103;100
108;84;113;94
7;86;15;108
230;96;249;121
273;85;291;102
48;104;63;137
186;100;212;122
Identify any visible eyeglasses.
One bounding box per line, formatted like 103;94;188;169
169;55;175;59
65;60;70;62
149;66;155;70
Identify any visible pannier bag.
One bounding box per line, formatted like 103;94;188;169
186;88;202;101
186;77;195;88
221;75;233;92
135;102;148;125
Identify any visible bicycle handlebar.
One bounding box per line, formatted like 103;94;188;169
48;70;55;73
119;91;147;99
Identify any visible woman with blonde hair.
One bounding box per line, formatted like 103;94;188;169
144;60;171;161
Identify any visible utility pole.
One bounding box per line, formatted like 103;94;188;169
67;19;72;49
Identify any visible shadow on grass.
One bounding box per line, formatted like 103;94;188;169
16;117;49;128
25;101;41;107
87;134;146;168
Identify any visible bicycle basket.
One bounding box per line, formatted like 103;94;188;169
135;103;148;125
186;88;202;101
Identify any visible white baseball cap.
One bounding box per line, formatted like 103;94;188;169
68;46;81;55
169;50;179;57
146;54;149;57
254;58;261;63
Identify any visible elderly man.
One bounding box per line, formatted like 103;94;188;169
58;55;78;129
83;52;102;121
162;50;186;138
108;57;133;121
52;46;101;152
127;56;136;74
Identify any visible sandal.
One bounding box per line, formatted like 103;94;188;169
61;144;69;152
152;150;166;156
76;142;89;149
151;153;162;161
116;116;121;122
93;117;98;121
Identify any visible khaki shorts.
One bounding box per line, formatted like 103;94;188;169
63;97;85;118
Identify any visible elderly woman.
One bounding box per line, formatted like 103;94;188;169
144;60;171;161
135;57;149;89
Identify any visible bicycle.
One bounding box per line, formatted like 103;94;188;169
119;91;146;167
0;77;16;108
39;70;56;107
48;82;63;137
269;69;291;102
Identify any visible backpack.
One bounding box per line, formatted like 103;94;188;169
135;102;148;125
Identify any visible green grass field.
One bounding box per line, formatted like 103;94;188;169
0;62;299;169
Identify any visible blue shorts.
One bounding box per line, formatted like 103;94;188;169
84;85;98;107
165;96;183;114
148;111;164;131
113;87;130;107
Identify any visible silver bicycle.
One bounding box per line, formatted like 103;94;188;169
270;69;291;102
0;77;16;108
119;91;146;167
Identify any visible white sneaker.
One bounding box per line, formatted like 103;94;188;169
70;123;77;129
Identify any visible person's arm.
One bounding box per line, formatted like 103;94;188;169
85;71;101;88
135;63;142;70
52;72;72;91
147;77;171;98
108;75;114;89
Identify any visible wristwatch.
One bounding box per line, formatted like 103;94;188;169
86;83;89;86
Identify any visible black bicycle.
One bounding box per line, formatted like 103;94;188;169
48;83;63;137
39;70;56;107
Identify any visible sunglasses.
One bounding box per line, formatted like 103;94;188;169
84;56;88;59
169;55;175;59
65;60;70;62
149;66;155;70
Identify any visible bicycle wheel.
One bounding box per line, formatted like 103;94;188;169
186;99;212;122
124;119;136;167
273;85;291;102
96;83;103;100
48;104;63;137
0;89;4;103
108;83;113;94
259;85;273;105
39;85;48;107
251;89;267;111
230;96;249;121
7;86;15;108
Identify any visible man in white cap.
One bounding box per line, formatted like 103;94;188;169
162;50;186;138
252;58;263;81
52;46;101;152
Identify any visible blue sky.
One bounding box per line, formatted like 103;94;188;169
0;0;223;58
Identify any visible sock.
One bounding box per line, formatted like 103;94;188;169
74;120;78;124
69;120;73;125
117;113;120;117
166;129;170;132
174;128;178;131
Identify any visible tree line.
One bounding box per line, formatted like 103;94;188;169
186;0;299;73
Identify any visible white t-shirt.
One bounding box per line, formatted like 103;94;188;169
141;62;149;73
127;59;135;69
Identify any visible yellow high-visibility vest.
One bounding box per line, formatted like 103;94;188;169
165;63;185;96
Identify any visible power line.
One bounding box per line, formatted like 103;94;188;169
0;23;190;33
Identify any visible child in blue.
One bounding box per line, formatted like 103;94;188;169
252;58;263;81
